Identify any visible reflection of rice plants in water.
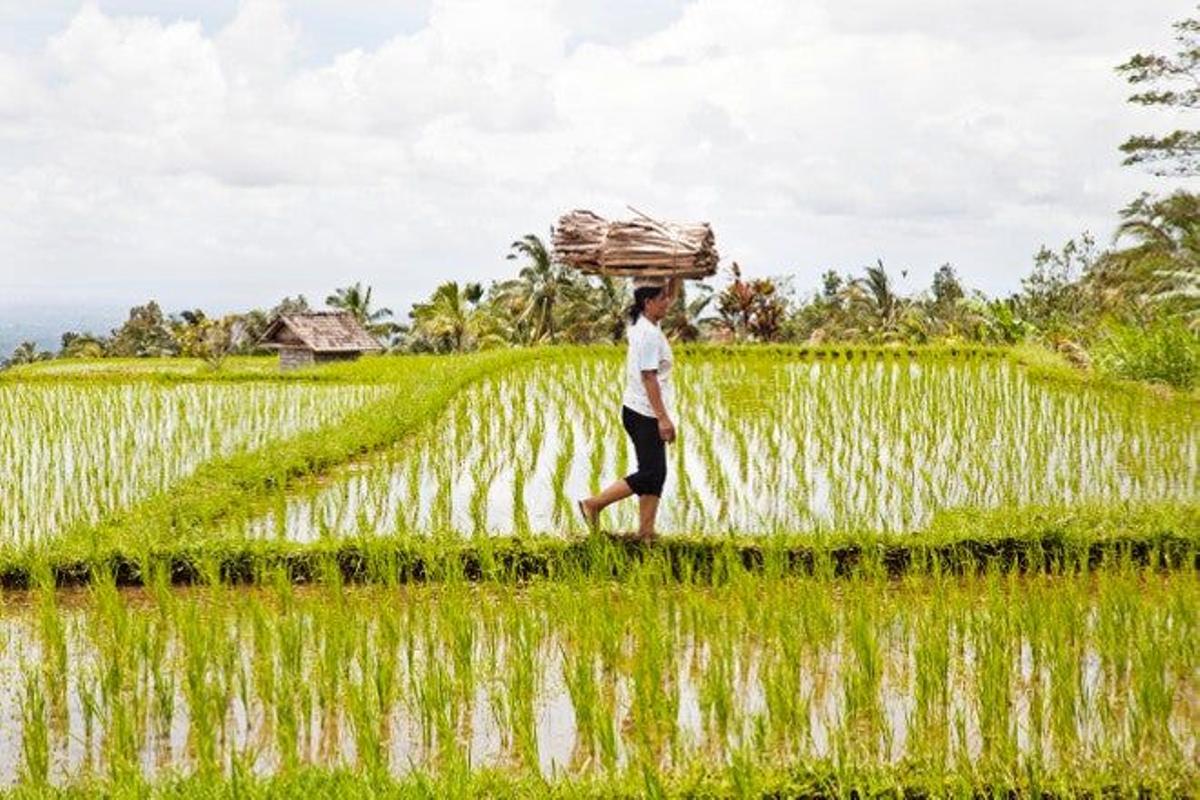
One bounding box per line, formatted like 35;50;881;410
242;352;1199;540
0;383;387;544
0;569;1193;788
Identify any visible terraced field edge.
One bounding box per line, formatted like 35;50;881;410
2;504;1194;589
2;761;1192;799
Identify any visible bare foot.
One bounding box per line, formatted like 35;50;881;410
636;531;657;545
576;498;599;534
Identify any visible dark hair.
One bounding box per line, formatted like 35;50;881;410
628;285;665;324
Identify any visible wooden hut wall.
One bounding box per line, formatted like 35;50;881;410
279;347;315;371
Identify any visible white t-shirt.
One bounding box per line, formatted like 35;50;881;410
623;315;674;418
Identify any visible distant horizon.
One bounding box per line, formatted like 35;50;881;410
0;245;1064;355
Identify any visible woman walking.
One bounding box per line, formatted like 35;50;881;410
579;277;680;541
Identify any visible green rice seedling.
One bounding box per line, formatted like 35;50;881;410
697;606;736;762
551;423;575;531
528;411;546;478
1044;589;1086;767
626;589;683;769
146;604;177;745
502;601;544;776
313;597;350;763
759;593;813;759
587;426;606;498
34;580;68;724
179;602;225;775
19;664;49;786
511;456;531;537
249;596;278;748
910;588;952;770
841;587;886;762
346;625;387;775
373;611;402;744
76;664;100;775
972;574;1017;771
1130;607;1178;762
558;598;602;772
272;588;308;772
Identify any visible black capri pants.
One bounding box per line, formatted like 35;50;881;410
622;405;667;497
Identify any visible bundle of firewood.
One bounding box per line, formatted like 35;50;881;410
552;208;719;278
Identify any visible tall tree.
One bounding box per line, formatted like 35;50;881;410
587;275;631;343
931;264;965;306
860;260;900;328
844;259;906;336
1108;191;1200;328
1151;268;1200;331
59;332;106;358
2;341;52;368
716;263;787;342
235;295;311;352
172;313;235;368
326;282;395;338
499;233;576;344
820;270;845;306
1115;191;1200;260
409;281;488;352
1117;8;1200;176
1015;235;1098;333
109;301;177;357
662;282;715;342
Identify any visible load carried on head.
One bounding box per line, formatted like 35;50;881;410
552;207;719;279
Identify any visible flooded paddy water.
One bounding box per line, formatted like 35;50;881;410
240;355;1198;539
0;571;1193;785
0;382;388;545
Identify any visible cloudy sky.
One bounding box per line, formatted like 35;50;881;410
0;0;1192;326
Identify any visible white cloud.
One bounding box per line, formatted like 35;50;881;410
0;0;1190;317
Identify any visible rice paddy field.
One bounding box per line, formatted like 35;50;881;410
0;345;1196;797
237;353;1196;539
0;383;386;544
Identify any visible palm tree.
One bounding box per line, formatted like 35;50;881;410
1116;192;1200;256
1151;268;1200;331
3;341;49;368
590;275;631;343
499;233;576;344
325;282;396;338
862;260;899;327
1107;191;1200;326
846;260;904;337
410;281;488;352
663;282;715;342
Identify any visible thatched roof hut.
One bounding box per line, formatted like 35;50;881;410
259;311;382;370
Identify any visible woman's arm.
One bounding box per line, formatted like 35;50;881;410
641;370;677;442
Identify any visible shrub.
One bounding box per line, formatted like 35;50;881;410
1092;318;1200;389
